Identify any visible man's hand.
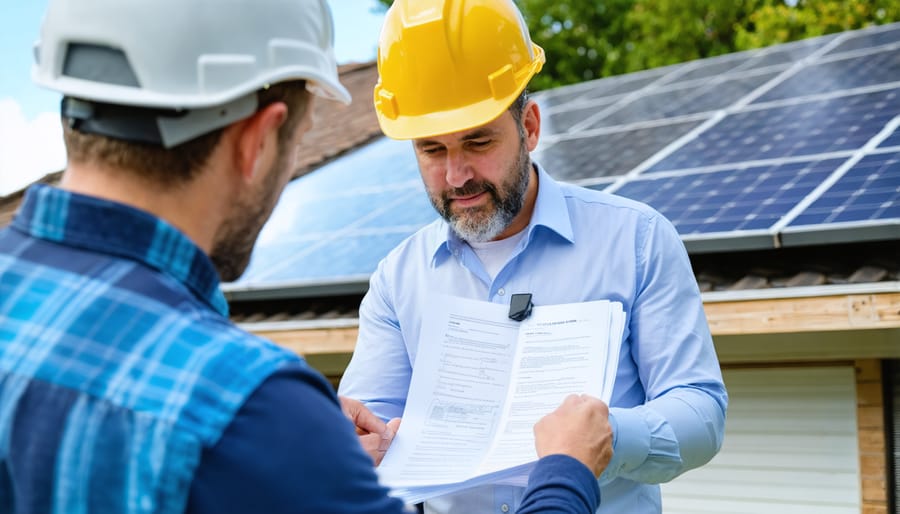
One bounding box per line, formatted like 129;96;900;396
534;394;613;477
339;396;401;466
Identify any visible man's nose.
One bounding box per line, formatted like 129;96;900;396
445;151;474;188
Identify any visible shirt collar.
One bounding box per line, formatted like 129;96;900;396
429;162;575;265
12;184;229;316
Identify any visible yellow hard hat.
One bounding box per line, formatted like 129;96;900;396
374;0;545;140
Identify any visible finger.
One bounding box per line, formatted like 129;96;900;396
340;396;387;434
562;393;582;407
381;418;402;451
355;408;387;435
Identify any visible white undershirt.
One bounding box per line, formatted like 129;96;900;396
467;229;528;281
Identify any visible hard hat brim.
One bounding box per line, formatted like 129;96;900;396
375;93;518;140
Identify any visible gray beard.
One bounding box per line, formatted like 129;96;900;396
438;146;532;243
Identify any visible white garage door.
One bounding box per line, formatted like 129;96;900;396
661;366;861;514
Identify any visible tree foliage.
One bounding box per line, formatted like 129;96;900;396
621;0;768;72
372;0;899;90
735;0;900;49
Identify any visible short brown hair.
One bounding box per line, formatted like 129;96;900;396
508;89;529;140
62;80;310;187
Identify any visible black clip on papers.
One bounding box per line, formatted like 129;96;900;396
508;293;533;322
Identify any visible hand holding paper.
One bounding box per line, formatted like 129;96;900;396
340;395;401;465
535;394;613;477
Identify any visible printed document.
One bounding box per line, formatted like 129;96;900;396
376;295;625;504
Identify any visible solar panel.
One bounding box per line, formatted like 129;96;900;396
224;22;900;291
663;54;751;84
544;96;621;134
612;158;845;235
576;67;670;101
648;89;900;172
535;120;703;181
781;150;900;246
248;231;414;283
735;36;835;71
584;71;778;130
879;134;900;150
753;48;900;103
232;137;426;287
824;24;900;56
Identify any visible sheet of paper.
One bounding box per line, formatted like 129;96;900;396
377;298;519;486
478;300;613;475
376;294;625;501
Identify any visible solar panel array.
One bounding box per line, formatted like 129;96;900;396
227;23;900;291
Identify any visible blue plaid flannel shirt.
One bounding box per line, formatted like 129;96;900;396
0;185;298;514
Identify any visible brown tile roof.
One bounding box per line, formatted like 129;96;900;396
0;62;382;225
292;62;382;179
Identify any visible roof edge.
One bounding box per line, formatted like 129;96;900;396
702;280;900;303
223;275;370;301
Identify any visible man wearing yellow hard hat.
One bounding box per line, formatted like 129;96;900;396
0;0;615;512
339;1;728;513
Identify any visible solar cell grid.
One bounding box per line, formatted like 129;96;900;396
877;126;900;149
241;242;313;283
535;81;605;109
357;188;438;229
736;38;831;71
615;158;845;234
578;69;668;101
256;232;413;282
788;151;900;226
254;186;418;238
649;89;900;172
754;49;900;103
663;55;750;84
296;137;420;194
536;120;702;180
544;97;621;134
824;25;900;56
585;71;778;130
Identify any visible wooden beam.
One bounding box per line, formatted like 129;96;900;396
704;292;900;335
255;327;358;356
855;360;889;514
249;292;900;357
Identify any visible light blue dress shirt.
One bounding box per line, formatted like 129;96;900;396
339;165;728;514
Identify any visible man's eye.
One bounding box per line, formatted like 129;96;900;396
422;147;444;155
468;140;491;149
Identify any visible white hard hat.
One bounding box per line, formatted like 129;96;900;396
33;0;351;147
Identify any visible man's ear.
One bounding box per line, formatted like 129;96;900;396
523;100;541;152
232;101;288;182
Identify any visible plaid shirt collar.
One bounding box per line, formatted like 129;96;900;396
12;184;229;316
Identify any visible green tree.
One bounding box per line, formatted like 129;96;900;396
516;0;635;89
621;0;770;72
373;0;900;90
735;0;900;49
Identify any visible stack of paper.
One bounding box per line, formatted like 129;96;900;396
376;295;625;504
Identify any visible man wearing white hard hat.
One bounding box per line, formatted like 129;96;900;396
0;0;614;513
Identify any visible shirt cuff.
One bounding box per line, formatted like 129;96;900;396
599;407;651;483
526;454;601;512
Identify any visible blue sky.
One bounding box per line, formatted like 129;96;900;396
0;0;386;195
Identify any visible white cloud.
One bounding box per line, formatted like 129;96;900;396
0;98;66;197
